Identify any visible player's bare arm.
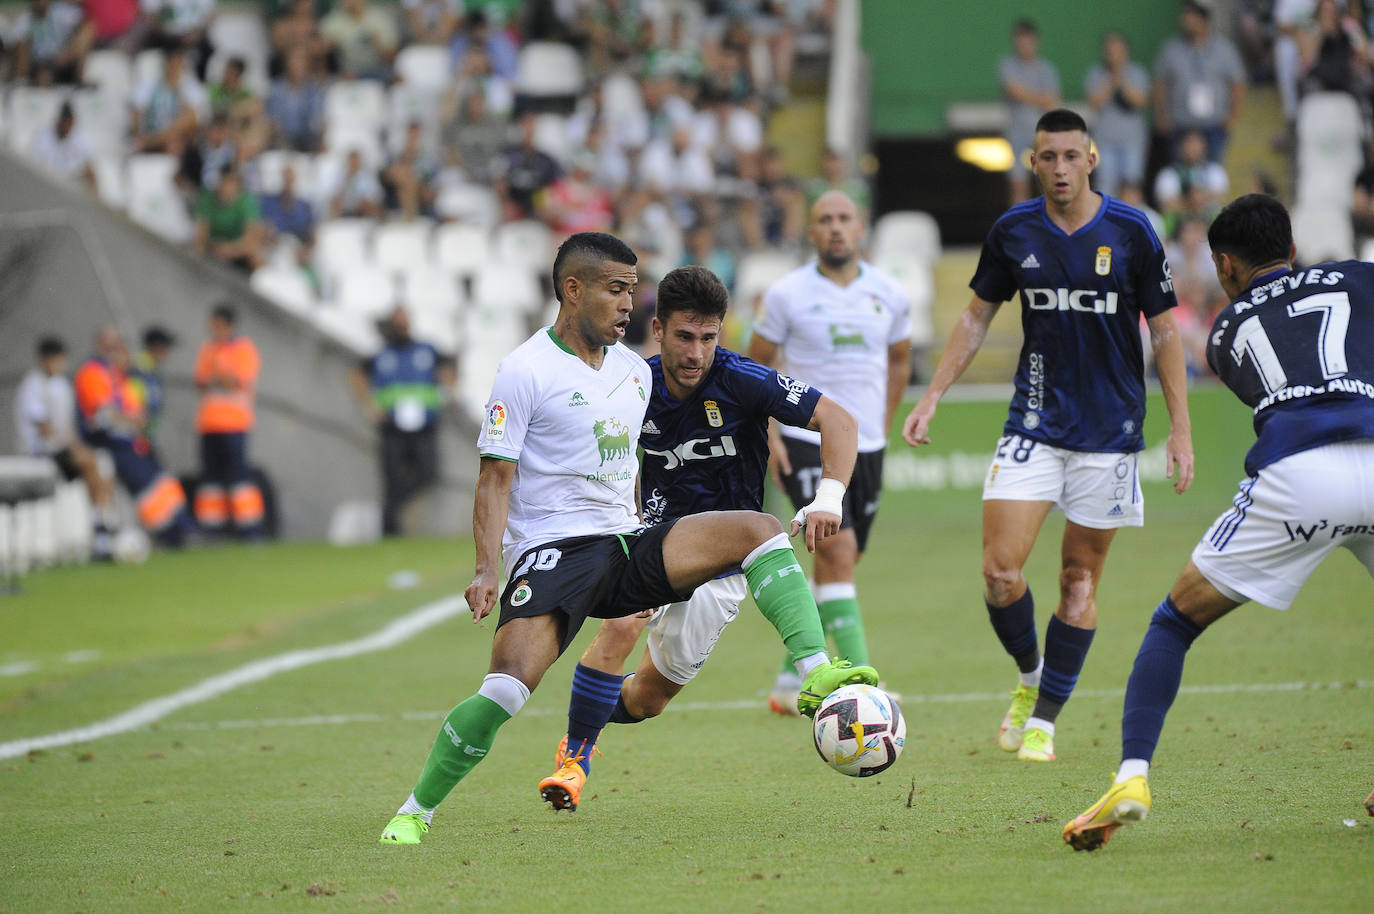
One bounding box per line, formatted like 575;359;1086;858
885;338;911;436
746;333;792;480
465;456;515;622
1146;310;1195;494
903;295;1001;447
791;395;858;550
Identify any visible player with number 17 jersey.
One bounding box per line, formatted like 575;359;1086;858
1206;260;1374;477
972;194;1177;452
639;348;820;527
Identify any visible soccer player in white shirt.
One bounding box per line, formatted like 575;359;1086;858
379;233;878;844
749;191;912;713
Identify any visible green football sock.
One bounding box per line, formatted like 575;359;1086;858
820;595;869;666
744;540;827;663
412;694;511;809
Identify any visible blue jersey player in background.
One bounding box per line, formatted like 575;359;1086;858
1064;193;1374;850
903;108;1195;764
538;264;863;809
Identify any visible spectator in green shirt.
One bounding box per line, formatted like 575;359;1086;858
193;164;266;273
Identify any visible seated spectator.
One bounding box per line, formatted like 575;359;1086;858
582;0;651;77
85;0;142;52
29;101;97;192
1163;216;1227;372
539;150;615;235
449;43;514;118
1153;129;1228;238
741;145;804;251
493;114;563;220
448;9;517;81
804;148;871;216
682;220;737;292
327;149;386;219
267;46;326;152
381;122;440;219
1297;0;1372;99
401;0;459;46
269;0;331;77
14;335;117;559
209;56;255;119
140;0;215;81
644;10;704;83
131;45;208;154
440;85;510;183
11;0;94;85
193;164;267;272
178;111;236;196
321;0;398;81
259;162;316;257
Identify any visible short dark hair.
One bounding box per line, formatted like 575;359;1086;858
212;302;238;325
1035;107;1089;137
1013;18;1039;36
37;336;65;358
143;326;176;348
551;232;638;303
656;265;730;325
1207;193;1292;268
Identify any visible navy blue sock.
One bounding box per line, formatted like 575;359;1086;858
567;663;623;774
608;690;645;725
1121;596;1203;764
986;587;1040;673
1034;614;1097;723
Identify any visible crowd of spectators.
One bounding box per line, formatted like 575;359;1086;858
2;0;845;352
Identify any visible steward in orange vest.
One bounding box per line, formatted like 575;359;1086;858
193;303;264;536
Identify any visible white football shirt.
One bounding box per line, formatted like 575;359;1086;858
754;261;911;451
478;327;652;569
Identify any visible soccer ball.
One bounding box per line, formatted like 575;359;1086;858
111;527;151;565
813;684;905;777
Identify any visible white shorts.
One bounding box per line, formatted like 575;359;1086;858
644;574;747;686
1191;440;1374;610
982;434;1143;529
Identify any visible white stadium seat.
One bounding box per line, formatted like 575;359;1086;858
325;80;387;136
314;306;382;353
492;219;555;273
401;265;464;317
333;264;396;316
515;42;584;97
254;149;314;196
6;86;66;153
394;45;451;96
91;153;127;210
1295;92;1364;209
734;250;802;310
473;259;544;316
385;83;442;158
125;153;192;243
251;265;319;316
433;182;501;228
314;218;375;291
83;49;134;103
67;87;128;157
871;210;942;266
432;222;493;279
132;48;165;91
373;220;435;275
1292;202;1355;264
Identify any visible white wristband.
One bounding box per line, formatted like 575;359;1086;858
793;477;846;528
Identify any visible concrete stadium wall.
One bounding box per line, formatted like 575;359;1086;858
0;151;476;539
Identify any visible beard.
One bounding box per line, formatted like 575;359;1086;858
818;246;854;269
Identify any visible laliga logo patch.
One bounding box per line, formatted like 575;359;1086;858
1095;246;1112;276
511;580;533;606
704;399;723;428
486;400;508;440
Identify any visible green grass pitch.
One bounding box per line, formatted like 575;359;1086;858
1;388;1371;912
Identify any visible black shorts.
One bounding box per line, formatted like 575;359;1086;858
779;438;885;553
496;520;692;652
51;448;82;482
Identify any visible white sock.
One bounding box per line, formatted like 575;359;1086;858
477;672;530;716
793;652;828;680
1024;716;1054;736
397;793;435;823
773;670;802;691
1116;759;1149;783
1019;658;1043;688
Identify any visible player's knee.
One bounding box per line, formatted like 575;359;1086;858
622;677;670;719
1058;566;1097;618
981;561;1022;604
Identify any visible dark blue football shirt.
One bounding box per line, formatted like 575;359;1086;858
640;348;821;525
971;194;1177;452
1207;261;1374;476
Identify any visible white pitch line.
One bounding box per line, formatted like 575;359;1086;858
0;595;469;760
155;679;1374;734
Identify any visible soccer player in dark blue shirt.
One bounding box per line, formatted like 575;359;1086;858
903;108;1196;763
538;264;864;809
1065;193;1374;850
